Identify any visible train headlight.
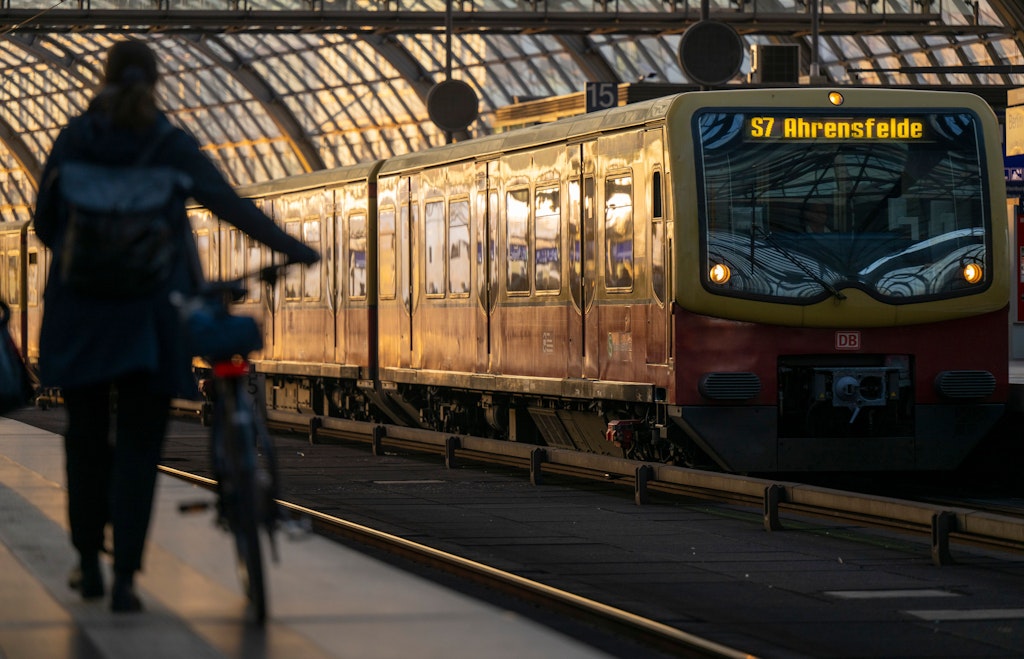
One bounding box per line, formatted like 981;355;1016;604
962;262;983;284
828;91;844;106
709;263;731;285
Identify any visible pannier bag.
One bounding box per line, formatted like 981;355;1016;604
58;125;192;298
0;300;34;414
171;291;263;363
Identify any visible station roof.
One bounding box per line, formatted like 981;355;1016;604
0;0;1021;222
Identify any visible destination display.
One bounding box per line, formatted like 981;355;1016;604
748;115;927;140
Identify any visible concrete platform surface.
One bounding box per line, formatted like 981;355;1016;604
0;417;613;659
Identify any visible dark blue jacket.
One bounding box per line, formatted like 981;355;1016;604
33;110;317;397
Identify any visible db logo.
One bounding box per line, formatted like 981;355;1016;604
835;331;861;350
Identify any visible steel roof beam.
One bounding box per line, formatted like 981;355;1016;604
0;9;1011;38
185;34;326;173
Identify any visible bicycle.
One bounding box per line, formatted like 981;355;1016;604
175;265;287;625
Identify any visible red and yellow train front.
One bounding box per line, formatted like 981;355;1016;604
668;89;1009;472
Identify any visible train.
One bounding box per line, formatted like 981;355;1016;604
1;87;1011;472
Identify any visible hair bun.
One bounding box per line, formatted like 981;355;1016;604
104;39;158;86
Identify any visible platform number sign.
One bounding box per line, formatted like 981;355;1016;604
586;82;617;113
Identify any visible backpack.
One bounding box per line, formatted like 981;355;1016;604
57;124;192;298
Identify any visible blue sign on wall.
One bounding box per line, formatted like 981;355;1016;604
1008;154;1024;198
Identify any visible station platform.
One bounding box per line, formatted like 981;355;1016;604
0;417;612;659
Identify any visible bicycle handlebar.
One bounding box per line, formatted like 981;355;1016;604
197;259;303;301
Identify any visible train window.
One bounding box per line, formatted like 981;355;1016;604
474;191;487;303
302;219;322;301
605;175;634;291
27;251;38;307
228;229;245;281
476;189;499;312
489;190;499;301
568;180;582;308
245;235;262;303
195;231;212;282
449;199;471;296
400;204;413;312
506;188;530;294
284;221;301;300
379;207;397;300
535;185;560;293
6;253;16;305
425;200;445;297
568;177;597;311
651;171;666;305
348;214;367;300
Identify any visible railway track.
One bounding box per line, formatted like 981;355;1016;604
18;400;1024;563
261;408;1024;565
159;464;756;659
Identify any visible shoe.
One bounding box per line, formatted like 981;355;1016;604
110;576;143;613
69;558;104;600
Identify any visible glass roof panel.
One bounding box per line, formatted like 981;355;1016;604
0;1;1018;221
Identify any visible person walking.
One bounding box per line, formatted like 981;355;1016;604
32;38;319;613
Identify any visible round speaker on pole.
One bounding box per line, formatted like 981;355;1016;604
427;79;479;133
678;20;745;87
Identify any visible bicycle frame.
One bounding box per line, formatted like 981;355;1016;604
192;275;286;625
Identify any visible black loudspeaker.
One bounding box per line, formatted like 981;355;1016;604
748;44;800;84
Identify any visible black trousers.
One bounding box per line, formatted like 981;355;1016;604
63;373;170;575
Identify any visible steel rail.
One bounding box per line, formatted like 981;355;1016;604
276;409;1024;566
158;463;758;659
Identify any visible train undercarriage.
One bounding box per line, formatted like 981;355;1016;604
253;368;695;466
247;361;1006;474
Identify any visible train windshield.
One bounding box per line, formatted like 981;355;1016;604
695;109;991;303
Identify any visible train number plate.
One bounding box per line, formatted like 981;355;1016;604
835;331;861;350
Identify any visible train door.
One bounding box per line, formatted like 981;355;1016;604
1;230;21;355
474;161;498;371
567;142;599;379
398;175;417;368
24;244;42;363
645;128;671;366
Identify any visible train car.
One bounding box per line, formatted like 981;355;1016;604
674;89;1008;471
367;87;1009;472
254;163;383;422
374;114;675;455
11;86;1006;474
188;163;384;424
0;220;46;370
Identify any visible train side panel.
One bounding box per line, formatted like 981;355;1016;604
376;174;406;373
268;190;331;369
0;221;46;368
412;161;481;373
489;146;574;381
333;179;376;373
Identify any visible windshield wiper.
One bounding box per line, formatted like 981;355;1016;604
755;227;847;301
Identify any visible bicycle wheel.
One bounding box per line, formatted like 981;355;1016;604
218;377;268;624
233;470;266;625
